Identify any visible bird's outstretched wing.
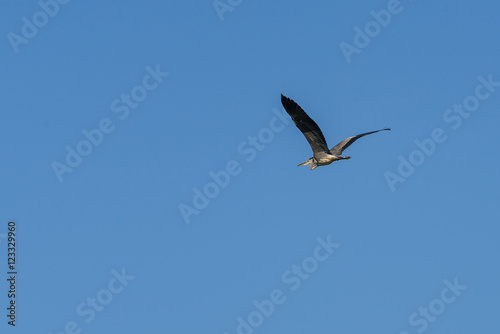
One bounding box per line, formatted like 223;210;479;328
330;128;390;155
281;94;329;155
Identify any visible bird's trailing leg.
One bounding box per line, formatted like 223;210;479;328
341;156;351;160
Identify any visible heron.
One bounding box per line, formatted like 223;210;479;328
281;94;390;170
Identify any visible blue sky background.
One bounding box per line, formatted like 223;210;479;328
1;0;499;333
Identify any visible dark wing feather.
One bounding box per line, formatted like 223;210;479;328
281;94;329;154
330;128;390;155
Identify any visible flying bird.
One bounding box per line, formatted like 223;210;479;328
281;94;390;170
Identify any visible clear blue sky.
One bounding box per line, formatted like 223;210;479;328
1;0;499;333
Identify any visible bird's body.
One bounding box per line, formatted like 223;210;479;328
281;94;390;170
